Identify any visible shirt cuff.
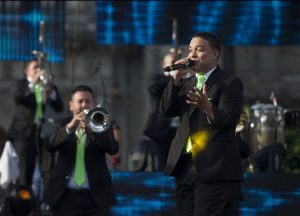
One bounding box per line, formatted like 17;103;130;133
204;111;214;124
28;82;34;93
66;126;72;134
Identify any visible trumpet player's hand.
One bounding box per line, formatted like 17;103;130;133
66;110;86;133
172;58;191;86
80;119;93;136
30;71;42;85
44;83;54;93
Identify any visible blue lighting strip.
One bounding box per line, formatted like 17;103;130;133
97;1;167;45
96;1;300;45
270;1;282;45
192;1;226;33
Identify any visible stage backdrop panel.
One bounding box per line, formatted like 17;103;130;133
96;1;300;46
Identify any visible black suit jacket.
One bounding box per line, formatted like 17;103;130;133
43;118;119;208
160;66;244;181
8;78;63;140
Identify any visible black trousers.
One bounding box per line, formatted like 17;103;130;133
174;154;243;216
52;189;112;216
14;125;41;188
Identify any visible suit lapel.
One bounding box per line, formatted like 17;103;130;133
204;66;222;92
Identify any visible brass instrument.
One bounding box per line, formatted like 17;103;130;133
236;109;248;133
32;20;54;102
83;106;112;133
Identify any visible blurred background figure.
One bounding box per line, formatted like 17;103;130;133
130;48;183;171
7;58;63;191
107;121;122;171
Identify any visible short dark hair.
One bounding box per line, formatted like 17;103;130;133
192;32;221;53
70;85;95;99
24;58;38;69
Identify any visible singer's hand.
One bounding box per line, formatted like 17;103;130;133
186;85;214;119
172;58;191;85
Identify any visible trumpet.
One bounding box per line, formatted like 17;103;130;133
32;50;53;85
83;106;112;133
32;50;53;103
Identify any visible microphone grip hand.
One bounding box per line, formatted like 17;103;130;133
171;59;194;85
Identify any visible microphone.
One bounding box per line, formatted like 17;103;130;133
163;60;196;72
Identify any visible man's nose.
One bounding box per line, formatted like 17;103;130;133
190;50;197;57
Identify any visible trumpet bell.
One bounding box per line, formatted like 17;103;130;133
84;107;112;133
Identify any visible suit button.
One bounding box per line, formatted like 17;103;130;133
65;175;70;180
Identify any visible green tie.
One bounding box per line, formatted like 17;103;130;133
196;73;206;90
185;136;192;153
74;128;86;186
184;74;206;153
34;83;43;123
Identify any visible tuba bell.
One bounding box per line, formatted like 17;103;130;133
83;106;112;133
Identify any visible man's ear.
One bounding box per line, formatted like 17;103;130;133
213;51;220;61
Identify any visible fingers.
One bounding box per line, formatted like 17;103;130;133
186;88;200;105
202;84;207;95
186;86;208;107
175;57;190;65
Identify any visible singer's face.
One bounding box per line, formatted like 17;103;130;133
69;91;94;115
188;37;219;73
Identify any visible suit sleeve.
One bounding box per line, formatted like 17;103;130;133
210;76;243;130
148;73;170;97
12;80;34;106
48;85;64;113
45;126;70;153
93;127;119;155
160;79;182;118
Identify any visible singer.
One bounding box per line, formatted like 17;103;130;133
160;32;244;216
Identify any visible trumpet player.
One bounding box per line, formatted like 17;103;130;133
7;58;63;190
43;85;119;216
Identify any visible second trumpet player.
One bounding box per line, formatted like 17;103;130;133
7;58;63;189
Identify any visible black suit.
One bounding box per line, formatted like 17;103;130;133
43;118;119;215
8;78;63;187
160;66;244;216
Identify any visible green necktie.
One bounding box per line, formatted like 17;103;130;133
34;83;43;123
74;128;86;186
196;73;206;90
184;74;206;153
